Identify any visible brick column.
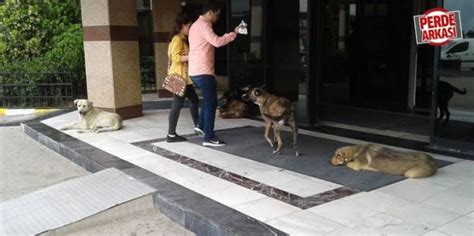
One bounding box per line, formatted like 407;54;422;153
80;0;143;119
151;0;181;98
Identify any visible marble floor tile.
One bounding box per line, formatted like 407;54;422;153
247;170;303;187
345;191;412;213
133;128;168;140
435;216;473;236
153;141;248;169
41;118;69;129
123;153;187;175
274;178;339;197
437;161;474;180
445;160;474;173
102;130;150;143
223;161;282;178
206;186;267;207
423;230;451;236
159;167;237;195
233;197;300;222
421;170;466;190
326;213;430;236
421;187;474;215
377;178;452;202
357;213;430;235
97;143;150;157
144;159;191;176
266;210;342;235
307;199;379;227
153;141;285;179
384;203;462;229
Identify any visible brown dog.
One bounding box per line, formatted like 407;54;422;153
242;86;299;156
330;144;437;178
217;92;249;118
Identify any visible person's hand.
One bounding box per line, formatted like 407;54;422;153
234;25;240;34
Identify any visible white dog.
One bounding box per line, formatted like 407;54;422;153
60;99;123;133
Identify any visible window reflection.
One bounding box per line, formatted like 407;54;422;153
229;0;263;90
436;0;474;148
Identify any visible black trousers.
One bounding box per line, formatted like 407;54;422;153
168;85;199;135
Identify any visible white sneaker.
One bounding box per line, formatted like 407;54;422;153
194;127;204;137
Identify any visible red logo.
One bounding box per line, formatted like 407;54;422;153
414;8;462;46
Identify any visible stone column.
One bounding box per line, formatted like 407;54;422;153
151;0;181;98
80;0;143;119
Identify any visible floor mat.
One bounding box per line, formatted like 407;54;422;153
188;126;451;191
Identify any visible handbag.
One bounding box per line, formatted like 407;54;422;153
162;73;186;97
162;55;187;97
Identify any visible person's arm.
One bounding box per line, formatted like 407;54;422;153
202;24;237;48
169;36;188;63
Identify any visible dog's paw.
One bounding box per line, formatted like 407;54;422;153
273;150;281;155
77;130;84;133
295;151;301;157
60;127;68;131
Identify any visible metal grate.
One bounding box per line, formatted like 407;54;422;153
0;71;86;108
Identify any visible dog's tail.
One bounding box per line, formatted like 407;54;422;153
454;87;467;95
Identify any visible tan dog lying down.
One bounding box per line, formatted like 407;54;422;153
330;144;437;178
60;99;122;133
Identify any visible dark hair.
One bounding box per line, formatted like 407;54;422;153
202;0;222;14
170;12;192;41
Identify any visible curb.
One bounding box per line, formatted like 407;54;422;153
0;108;59;117
0;109;71;127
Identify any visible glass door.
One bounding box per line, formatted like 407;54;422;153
228;0;313;123
433;0;474;155
264;0;310;123
316;0;434;137
228;0;263;90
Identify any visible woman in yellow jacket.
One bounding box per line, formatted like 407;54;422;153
167;13;202;142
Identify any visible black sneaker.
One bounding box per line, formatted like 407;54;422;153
203;138;226;147
194;127;205;137
166;134;187;143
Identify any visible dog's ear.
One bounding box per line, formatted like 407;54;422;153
342;148;351;158
352;145;367;159
73;99;79;106
87;100;94;107
254;88;262;97
259;84;267;90
241;86;251;92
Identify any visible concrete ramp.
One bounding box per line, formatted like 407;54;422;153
0;168;156;235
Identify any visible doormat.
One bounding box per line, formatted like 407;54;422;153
188;126;452;191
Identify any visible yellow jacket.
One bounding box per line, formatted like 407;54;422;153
168;34;192;85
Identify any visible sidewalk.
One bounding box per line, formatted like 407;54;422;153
0;126;194;235
23;107;474;235
0;126;88;202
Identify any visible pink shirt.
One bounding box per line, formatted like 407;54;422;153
188;15;237;76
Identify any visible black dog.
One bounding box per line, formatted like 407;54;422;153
437;81;467;125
